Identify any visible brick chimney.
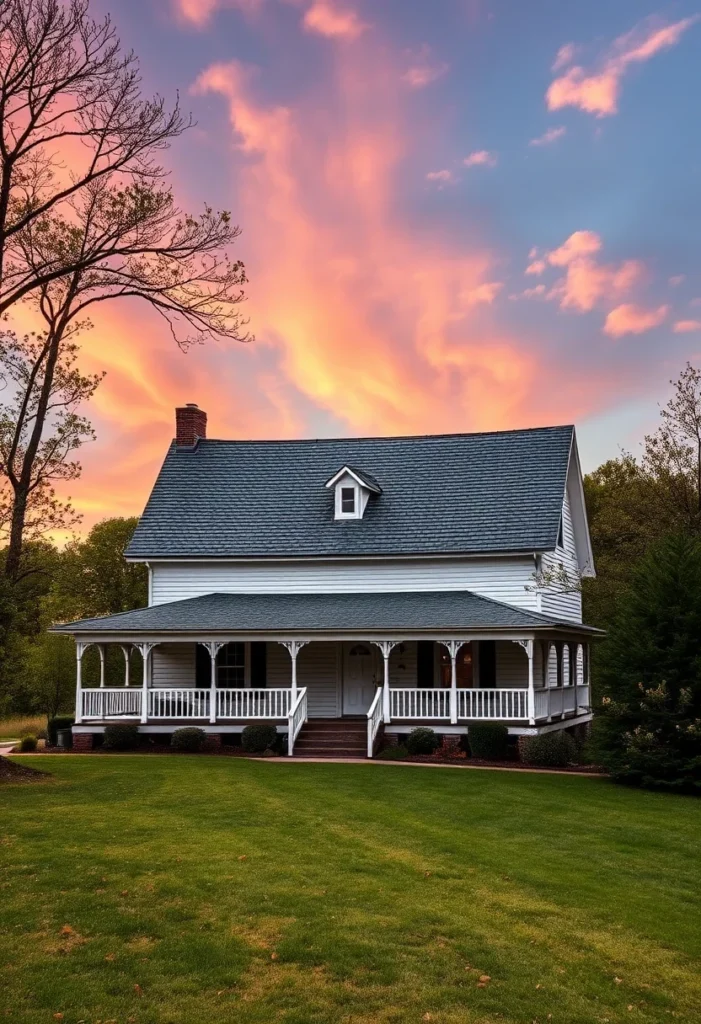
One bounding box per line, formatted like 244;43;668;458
175;403;207;447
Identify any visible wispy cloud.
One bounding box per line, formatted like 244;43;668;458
175;0;262;28
673;319;701;333
463;150;497;168
303;1;368;40
603;303;668;337
529;126;566;147
426;168;456;186
547;16;698;117
402;45;449;88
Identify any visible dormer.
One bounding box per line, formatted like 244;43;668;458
324;465;382;520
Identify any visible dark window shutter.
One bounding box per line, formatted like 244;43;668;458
417;641;434;687
478;641;496;688
250;642;267;688
195;644;210;688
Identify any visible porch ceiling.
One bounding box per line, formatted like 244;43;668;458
51;590;601;637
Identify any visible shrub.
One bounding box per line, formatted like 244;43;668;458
19;735;37;752
103;723;140;751
376;744;409;761
406;727;439;755
520;730;579;768
171;727;206;753
241;723;278;753
468;723;509;760
48;715;74;746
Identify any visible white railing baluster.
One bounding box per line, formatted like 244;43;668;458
366;687;383;757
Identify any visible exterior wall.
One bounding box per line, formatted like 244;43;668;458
152;643;195;688
538;492;583;624
267;641;340;717
389;642;417;687
150;556;540;609
495;641;528;688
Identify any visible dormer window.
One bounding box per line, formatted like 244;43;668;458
325;465;382;521
341;487;356;515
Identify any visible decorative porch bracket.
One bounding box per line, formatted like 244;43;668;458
437;640;462;724
135;643;156;724
281;641;309;704
373;641;398;724
514;639;536;725
198;642;226;723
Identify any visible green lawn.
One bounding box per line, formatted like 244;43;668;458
1;757;700;1024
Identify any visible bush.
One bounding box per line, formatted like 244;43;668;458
103;723;140;751
48;715;74;746
406;727;439;755
171;727;206;753
520;730;579;768
19;734;37;752
468;723;509;760
241;723;278;753
376;744;409;761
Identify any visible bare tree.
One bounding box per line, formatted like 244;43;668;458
0;317;102;580
0;0;250;578
644;363;701;533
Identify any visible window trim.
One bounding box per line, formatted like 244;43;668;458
335;481;361;519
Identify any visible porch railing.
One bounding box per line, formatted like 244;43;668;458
81;688;142;719
367;687;383;757
217;688;292;719
459;688;529;720
390;688;451;719
287;688;308;756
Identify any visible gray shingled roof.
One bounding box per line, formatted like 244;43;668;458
52;590;598;635
126;425;574;559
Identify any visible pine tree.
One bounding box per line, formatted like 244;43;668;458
595;533;701;793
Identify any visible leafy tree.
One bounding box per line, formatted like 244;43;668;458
51;516;147;620
594;533;701;793
20;631;74;719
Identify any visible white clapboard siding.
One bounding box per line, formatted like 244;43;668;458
389;641;418;688
266;641;339;717
495;641;528;688
150;556;539;609
539;493;583;623
152;643;196;688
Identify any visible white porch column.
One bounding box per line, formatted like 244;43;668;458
98;644;106;688
120;645;131;687
513;640;536;723
282;641;308;706
199;642;225;724
439;640;461;725
136;643;155;724
375;641;397;724
75;642;85;724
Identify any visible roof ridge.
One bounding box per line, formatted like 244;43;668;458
181;424;574;447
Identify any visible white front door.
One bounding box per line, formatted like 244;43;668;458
343;643;377;715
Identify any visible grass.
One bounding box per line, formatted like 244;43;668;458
0;714;46;741
1;757;700;1024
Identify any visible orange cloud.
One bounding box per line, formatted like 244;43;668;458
673;320;701;333
529;126;566;147
463;150;497;168
303;1;368;40
603;304;668;338
547;16;698;117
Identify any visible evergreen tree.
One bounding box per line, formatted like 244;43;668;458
594;533;701;793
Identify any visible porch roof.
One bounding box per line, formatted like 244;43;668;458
51;590;600;636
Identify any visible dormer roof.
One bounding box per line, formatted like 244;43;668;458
324;465;382;494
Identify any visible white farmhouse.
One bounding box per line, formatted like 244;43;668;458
55;404;598;756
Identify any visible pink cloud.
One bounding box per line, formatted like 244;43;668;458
529;126;566;147
529;230;644;313
547;16;698;117
673;320;701;333
669;274;686;287
459;282;504;306
518;284;547;300
175;0;261;28
426;168;456;186
463;150;497;168
402;45;449;88
303;1;368;40
603;304;668;338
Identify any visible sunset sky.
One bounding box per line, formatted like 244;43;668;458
50;0;701;531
